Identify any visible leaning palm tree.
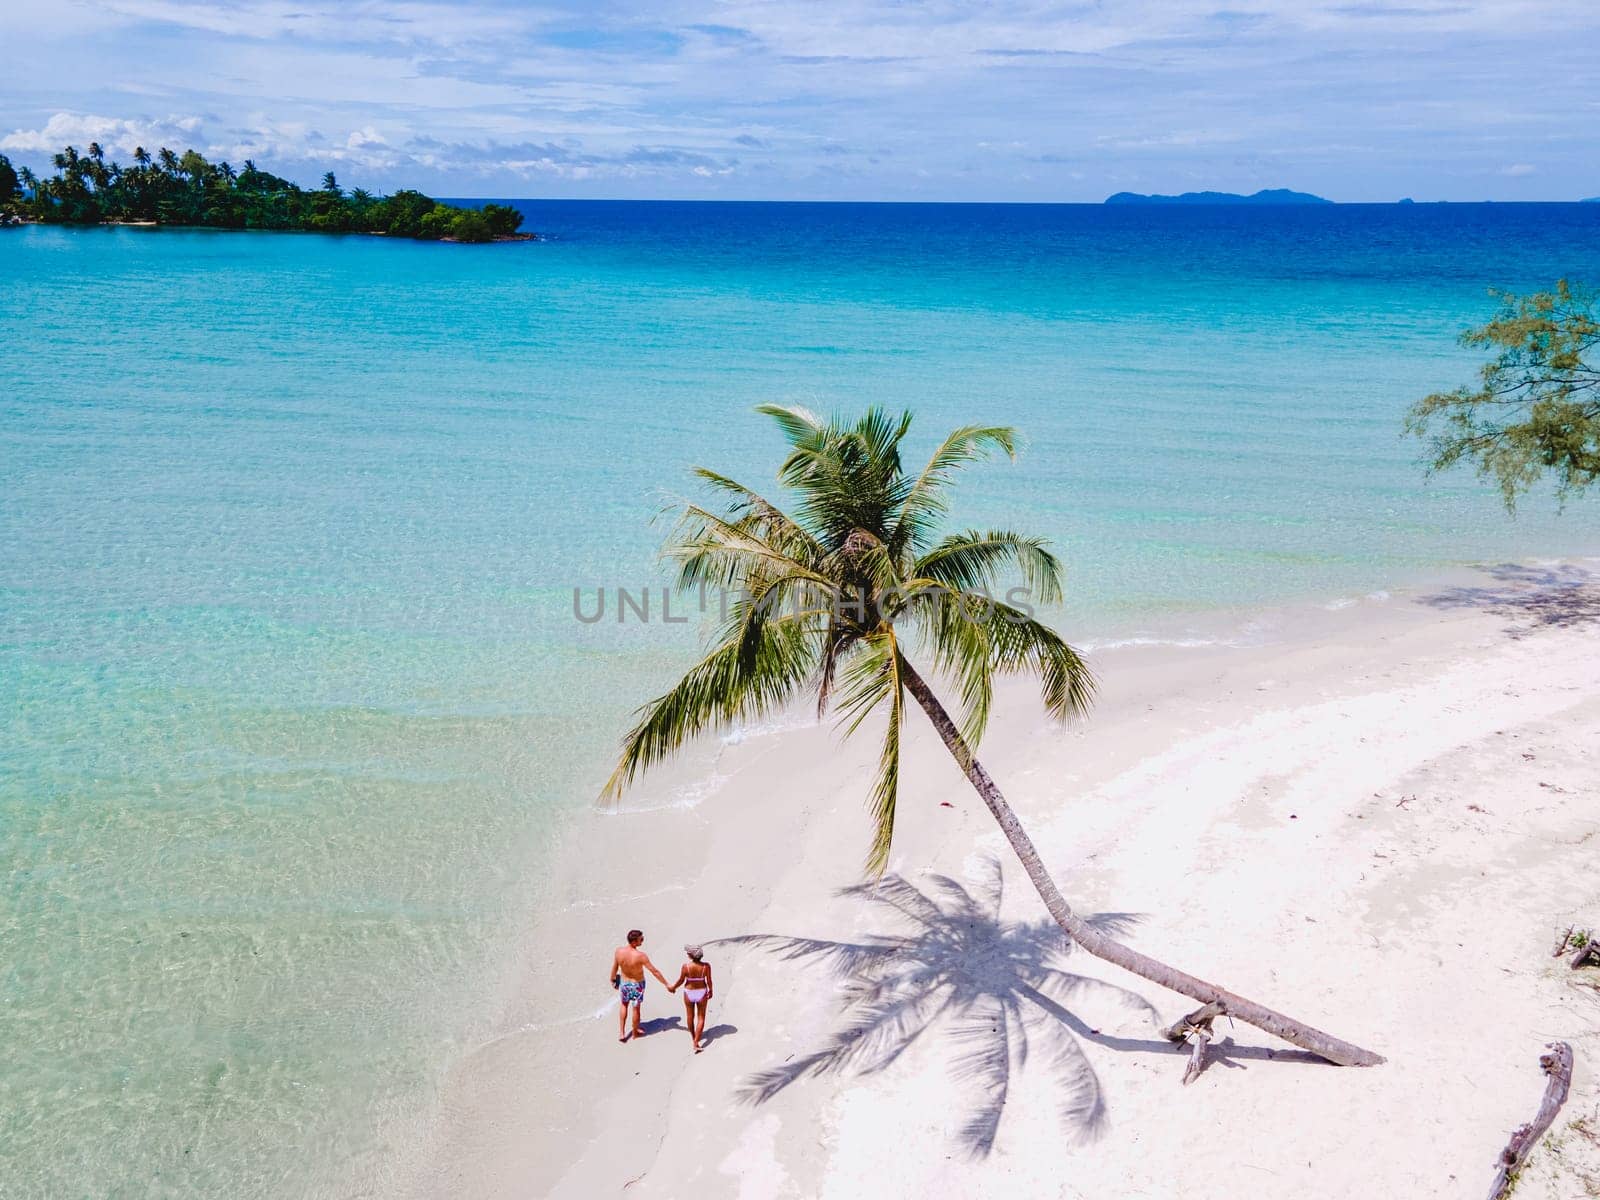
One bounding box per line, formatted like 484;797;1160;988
603;406;1382;1067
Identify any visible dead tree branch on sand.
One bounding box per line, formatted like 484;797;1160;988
1552;927;1599;969
1164;1001;1226;1085
1486;1042;1574;1200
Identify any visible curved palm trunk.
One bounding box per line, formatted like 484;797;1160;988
899;660;1383;1067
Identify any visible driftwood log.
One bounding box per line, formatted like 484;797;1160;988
1486;1041;1574;1200
1164;1001;1226;1085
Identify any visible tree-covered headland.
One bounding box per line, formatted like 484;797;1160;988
0;145;530;243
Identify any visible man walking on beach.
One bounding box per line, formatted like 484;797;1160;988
611;929;670;1043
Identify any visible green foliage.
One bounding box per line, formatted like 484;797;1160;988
604;407;1094;874
8;144;530;243
416;205;457;241
481;203;524;237
0;153;19;205
447;210;494;243
369;189;436;238
1406;280;1600;510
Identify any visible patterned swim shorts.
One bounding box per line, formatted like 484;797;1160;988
619;979;645;1006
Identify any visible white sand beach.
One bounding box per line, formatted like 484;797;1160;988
416;561;1600;1200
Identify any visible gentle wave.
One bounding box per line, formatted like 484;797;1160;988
1078;634;1241;652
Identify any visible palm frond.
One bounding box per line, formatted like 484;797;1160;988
814;616;856;716
891;580;1094;743
691;467;822;557
666;503;832;593
601;607;819;800
987;604;1097;722
761;407;914;551
832;633;906;872
891;425;1017;555
919;582;997;745
758;403;845;496
754;402;826;447
847;407;914;478
913;529;1064;606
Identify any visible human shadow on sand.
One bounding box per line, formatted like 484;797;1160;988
1420;562;1600;635
714;859;1327;1157
634;1016;683;1038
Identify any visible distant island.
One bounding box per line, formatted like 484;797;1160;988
1104;188;1333;206
0;146;530;243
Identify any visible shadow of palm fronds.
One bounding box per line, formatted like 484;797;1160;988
712;858;1156;1156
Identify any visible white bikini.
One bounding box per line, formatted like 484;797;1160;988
682;962;710;1003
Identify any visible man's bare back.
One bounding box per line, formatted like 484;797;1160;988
613;943;653;983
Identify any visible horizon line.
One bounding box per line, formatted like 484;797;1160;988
433;195;1600;206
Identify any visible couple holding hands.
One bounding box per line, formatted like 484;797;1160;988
610;929;714;1053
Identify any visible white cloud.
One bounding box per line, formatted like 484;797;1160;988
0;113;203;155
0;1;1596;199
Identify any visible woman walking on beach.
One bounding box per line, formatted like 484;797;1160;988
668;945;713;1052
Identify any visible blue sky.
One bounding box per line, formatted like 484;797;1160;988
2;1;1596;201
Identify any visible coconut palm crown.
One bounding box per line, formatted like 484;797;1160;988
603;404;1094;871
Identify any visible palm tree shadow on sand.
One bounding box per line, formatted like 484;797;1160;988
713;858;1174;1157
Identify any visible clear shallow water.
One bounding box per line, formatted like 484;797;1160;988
3;202;1599;1195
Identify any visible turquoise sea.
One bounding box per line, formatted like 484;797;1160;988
4;201;1599;1195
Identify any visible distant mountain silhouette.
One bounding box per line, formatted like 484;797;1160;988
1104;188;1333;206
